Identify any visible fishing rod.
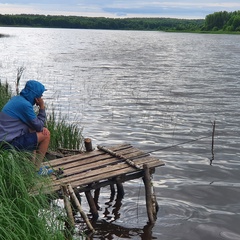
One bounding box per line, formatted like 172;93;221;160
147;121;216;154
144;134;212;154
98;120;216;167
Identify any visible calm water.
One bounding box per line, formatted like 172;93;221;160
1;27;240;240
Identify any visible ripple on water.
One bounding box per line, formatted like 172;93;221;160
197;224;240;240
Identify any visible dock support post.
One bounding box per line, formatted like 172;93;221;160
85;190;99;220
67;184;95;233
93;188;101;210
143;164;157;224
84;138;93;152
61;185;75;238
110;183;116;197
116;177;124;199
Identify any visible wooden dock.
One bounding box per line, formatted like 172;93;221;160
42;143;165;232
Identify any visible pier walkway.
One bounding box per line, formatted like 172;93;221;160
41;143;164;231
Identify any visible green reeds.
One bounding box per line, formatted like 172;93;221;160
0;81;11;110
46;110;84;151
0;150;65;240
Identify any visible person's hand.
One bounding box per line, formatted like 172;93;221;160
35;97;45;109
42;127;50;136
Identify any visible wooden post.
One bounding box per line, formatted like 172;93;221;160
70;188;82;215
67;184;95;233
61;185;75;239
143;164;157;224
93;188;101;210
110;183;116;196
109;184;116;201
84;138;93;152
210;120;216;165
116;177;124;199
85;190;99;221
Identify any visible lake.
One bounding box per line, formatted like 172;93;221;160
1;27;240;240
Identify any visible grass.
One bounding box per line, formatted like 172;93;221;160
46;109;84;151
0;81;12;110
0;81;85;239
0;150;66;240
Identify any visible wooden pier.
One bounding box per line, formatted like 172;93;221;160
42;143;165;232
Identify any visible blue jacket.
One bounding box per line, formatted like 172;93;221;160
0;80;47;143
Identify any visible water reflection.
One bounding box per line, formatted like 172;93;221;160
84;189;157;240
88;220;156;240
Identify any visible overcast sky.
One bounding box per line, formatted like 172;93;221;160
1;1;240;19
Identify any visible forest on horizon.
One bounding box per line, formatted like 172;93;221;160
0;10;240;33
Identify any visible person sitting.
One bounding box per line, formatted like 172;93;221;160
0;80;53;175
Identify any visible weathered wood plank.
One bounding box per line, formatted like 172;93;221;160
49;154;162;181
45;144;138;168
39;144;164;194
45;147;148;172
47;160;163;192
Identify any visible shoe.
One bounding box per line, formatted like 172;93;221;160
38;166;54;176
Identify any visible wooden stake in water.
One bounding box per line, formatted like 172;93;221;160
210;120;216;165
67;184;95;233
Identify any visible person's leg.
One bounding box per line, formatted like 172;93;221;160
35;127;50;169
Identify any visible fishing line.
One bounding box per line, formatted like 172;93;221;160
146;134;212;154
129;120;216;165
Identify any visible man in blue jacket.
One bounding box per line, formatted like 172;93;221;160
0;80;53;175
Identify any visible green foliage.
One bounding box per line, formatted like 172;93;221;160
46;110;84;151
204;10;240;32
0;150;65;240
0;81;12;110
0;13;204;31
1;12;240;32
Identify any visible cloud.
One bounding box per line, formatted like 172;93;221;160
0;0;240;19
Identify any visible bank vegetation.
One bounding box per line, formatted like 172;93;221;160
0;10;240;33
0;80;85;239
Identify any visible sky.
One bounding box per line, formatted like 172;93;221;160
0;1;240;19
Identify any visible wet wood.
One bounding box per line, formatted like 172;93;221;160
61;185;75;236
39;144;164;228
143;164;156;224
115;178;125;198
93;188;101;209
97;145;144;169
67;184;95;232
84;138;93;152
85;190;99;220
42;144;164;193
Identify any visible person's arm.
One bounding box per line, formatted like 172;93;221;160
28;97;46;132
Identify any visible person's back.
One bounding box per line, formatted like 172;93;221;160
0;80;52;175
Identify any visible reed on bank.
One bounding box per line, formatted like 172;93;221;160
0;150;66;240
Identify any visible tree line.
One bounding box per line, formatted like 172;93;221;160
203;10;240;31
0;14;204;31
0;11;239;32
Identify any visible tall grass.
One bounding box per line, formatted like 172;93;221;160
46;110;84;151
0;81;12;110
0;150;66;240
